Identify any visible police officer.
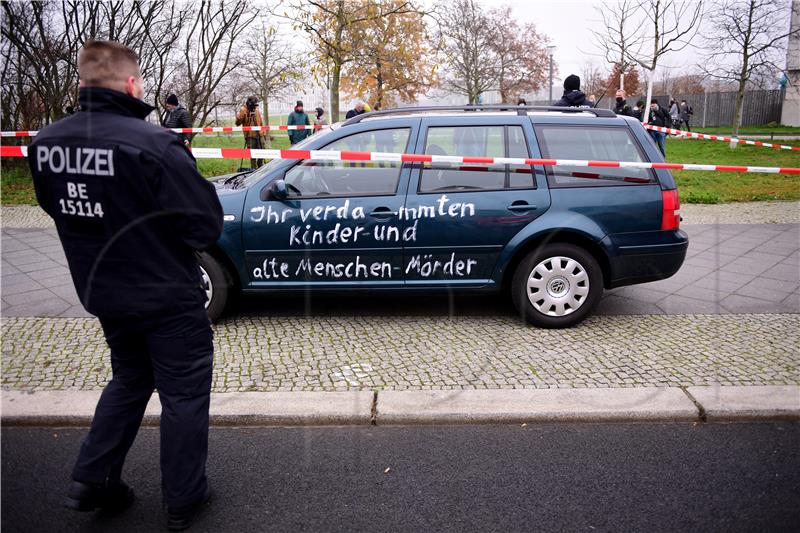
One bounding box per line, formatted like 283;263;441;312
28;40;223;531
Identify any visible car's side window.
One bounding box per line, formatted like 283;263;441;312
536;126;656;187
283;128;410;197
419;125;535;193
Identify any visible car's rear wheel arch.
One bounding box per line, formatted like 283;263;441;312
502;231;611;292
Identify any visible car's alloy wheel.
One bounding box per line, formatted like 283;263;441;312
511;243;603;328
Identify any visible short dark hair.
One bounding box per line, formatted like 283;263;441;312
78;40;140;88
651;99;659;104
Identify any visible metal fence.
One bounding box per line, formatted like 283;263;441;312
533;89;785;128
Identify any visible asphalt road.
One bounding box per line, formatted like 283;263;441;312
2;423;799;532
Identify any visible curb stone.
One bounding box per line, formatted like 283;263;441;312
2;387;798;426
1;390;374;426
376;388;699;424
687;385;800;421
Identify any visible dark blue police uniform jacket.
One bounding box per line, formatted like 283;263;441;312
29;87;223;318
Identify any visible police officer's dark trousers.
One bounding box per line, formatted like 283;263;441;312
71;305;213;509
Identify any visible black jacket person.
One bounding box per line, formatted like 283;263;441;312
162;93;194;145
553;75;593;108
29;40;222;530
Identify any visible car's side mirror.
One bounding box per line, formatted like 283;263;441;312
260;178;288;201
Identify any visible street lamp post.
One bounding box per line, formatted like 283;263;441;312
547;45;556;103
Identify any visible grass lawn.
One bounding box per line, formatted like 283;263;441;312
666;137;800;203
692;125;800;135
192;133;293;177
2;131;798;205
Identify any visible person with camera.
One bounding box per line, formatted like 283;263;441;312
235;96;266;168
287;100;312;145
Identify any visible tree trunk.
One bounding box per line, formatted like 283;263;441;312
643;68;655;123
262;94;271;149
331;62;341;121
731;78;747;143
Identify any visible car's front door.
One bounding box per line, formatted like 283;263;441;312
402;117;551;287
242;125;416;288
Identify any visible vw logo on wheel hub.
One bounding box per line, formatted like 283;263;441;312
547;277;569;297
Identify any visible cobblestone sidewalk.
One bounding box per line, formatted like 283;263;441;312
3;314;798;392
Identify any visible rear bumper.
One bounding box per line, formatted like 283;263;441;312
604;230;689;288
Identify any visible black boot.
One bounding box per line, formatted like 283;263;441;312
64;479;135;512
166;487;213;531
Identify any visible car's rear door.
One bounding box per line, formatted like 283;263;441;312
401;115;551;287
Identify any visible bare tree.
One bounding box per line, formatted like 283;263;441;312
487;6;550;103
582;63;608;101
177;0;257;126
591;0;702;122
700;0;799;136
632;0;703;122
1;1;78;124
591;0;646;92
242;22;305;146
434;0;499;104
1;0;189;128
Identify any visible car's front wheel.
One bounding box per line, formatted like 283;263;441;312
511;243;603;328
197;252;230;323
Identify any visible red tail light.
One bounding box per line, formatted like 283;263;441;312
661;189;681;230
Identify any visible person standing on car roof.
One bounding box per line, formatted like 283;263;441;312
553;75;593;108
28;40;223;531
287;100;312;145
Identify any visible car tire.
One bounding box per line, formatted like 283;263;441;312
197;252;230;323
511;243;603;328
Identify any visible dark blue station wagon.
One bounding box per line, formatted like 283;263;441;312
199;106;688;328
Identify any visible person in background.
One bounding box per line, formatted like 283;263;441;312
553;75;592;108
613;89;632;116
346;101;366;119
517;98;527;106
162;93;193;147
647;99;670;156
588;94;597;106
631;100;645;121
679;100;693;132
313;106;327;132
235;96;266;168
287;100;311;145
669;99;680;128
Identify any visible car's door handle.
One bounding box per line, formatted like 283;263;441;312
369;207;396;217
507;203;538;212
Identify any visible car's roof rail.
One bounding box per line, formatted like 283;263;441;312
342;105;616;126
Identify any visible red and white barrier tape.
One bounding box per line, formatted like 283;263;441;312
643;123;800;151
0;124;326;138
3;145;799;174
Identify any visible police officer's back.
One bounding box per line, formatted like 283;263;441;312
29;40;222;531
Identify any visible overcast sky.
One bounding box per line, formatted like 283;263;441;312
485;0;706;86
